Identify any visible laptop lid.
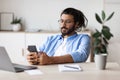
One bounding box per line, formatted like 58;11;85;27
0;46;37;72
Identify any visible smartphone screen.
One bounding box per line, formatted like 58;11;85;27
28;45;38;53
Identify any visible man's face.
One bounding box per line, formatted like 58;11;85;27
59;14;77;36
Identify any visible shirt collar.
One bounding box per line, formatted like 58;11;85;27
59;32;78;40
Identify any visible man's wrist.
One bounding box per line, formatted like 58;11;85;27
49;57;55;64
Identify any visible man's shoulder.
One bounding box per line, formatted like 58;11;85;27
76;34;90;40
77;34;90;37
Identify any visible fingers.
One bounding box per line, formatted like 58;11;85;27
27;52;49;65
27;53;37;60
27;52;39;65
27;52;37;56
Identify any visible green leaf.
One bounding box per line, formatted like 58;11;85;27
95;13;102;24
101;44;107;53
102;25;110;31
92;29;101;38
103;37;108;45
102;10;106;21
102;26;113;40
94;38;101;46
94;47;100;54
106;12;115;21
11;17;21;24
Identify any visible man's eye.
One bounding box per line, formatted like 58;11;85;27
66;21;71;23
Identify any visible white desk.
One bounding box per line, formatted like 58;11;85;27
0;62;120;80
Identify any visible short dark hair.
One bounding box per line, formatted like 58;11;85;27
61;8;88;31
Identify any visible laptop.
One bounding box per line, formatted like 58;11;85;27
0;46;37;72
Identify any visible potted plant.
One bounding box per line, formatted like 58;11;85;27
11;17;22;31
92;11;114;70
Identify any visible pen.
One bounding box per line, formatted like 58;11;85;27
64;65;79;70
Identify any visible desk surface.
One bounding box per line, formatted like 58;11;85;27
0;62;120;80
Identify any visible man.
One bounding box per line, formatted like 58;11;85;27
27;8;90;65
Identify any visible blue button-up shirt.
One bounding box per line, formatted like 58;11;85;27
39;33;90;62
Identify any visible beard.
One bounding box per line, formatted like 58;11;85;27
61;26;75;36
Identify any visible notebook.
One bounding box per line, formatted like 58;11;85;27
0;46;37;72
58;64;82;72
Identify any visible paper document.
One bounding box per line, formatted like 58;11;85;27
58;64;82;72
25;69;43;75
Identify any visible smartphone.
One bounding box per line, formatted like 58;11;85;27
28;45;38;53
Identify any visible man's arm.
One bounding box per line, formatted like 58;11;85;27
51;54;74;64
38;52;74;65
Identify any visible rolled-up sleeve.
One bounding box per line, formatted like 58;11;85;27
70;35;90;62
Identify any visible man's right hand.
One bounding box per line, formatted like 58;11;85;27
27;52;39;65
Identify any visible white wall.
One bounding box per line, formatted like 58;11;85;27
0;0;103;31
104;0;120;64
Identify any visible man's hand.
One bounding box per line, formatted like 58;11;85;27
27;52;39;65
38;52;52;65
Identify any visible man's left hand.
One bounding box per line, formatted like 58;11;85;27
38;52;52;65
